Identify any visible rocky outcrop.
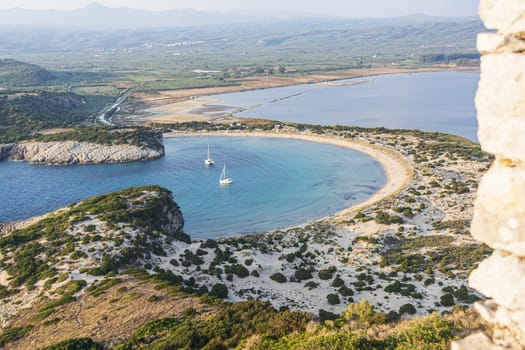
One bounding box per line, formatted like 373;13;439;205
0;143;16;161
4;140;164;165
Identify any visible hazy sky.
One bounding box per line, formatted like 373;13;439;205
0;0;479;17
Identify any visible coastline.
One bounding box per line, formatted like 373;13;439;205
164;130;414;225
0;127;488;322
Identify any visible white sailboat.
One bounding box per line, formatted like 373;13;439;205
204;144;214;166
219;164;233;185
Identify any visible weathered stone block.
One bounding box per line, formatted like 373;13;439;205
452;332;506;350
478;33;525;54
471;161;525;255
480;0;525;35
470;251;525;310
474;300;525;348
476;54;525;160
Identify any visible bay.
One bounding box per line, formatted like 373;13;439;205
1;137;385;239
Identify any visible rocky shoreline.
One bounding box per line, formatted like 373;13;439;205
0;139;164;165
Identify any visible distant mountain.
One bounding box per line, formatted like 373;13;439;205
0;3;288;28
0;59;55;86
0;3;479;29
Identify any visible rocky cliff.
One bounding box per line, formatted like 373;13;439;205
4;140;163;164
0;143;16;160
0;127;166;164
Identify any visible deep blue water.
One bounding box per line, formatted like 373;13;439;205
206;71;479;141
1;137;385;239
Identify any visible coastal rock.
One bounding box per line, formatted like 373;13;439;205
452;332;507;350
469;250;525;310
7;141;163;165
479;0;525;36
477;33;525;54
471;160;525;255
476;54;525;161
0;143;16;161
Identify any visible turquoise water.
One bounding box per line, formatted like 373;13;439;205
206;71;479;141
1;137;385;239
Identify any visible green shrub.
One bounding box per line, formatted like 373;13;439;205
338;285;354;297
42;338;103;350
304;281;319;290
327;293;340;305
209;284;228;299
183;307;197;318
147;295;159;302
270;273;287;283
224;264;249;278
294;268;313;281
399;303;417;315
386;310;400;323
318;266;336;280
384;281;423;299
331;277;345;288
0;326;33;346
440;293;455;307
202;239;218;248
318;309;339;323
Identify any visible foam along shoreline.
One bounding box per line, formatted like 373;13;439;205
164;130;414;223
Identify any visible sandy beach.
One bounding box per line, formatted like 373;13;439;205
165;130;414;222
142;97;223;123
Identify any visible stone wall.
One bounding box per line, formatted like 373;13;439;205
453;1;525;349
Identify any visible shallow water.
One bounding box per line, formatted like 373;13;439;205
1;137;386;239
206;71;479;141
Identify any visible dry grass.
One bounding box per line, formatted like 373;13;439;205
6;276;211;349
34;128;75;136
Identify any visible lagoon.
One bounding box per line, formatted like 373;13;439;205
204;71;479;141
1;137;385;239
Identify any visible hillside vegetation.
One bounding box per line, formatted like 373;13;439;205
0;59;55;87
0;92;114;143
32;126;165;151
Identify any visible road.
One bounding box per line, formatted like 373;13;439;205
95;89;132;126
